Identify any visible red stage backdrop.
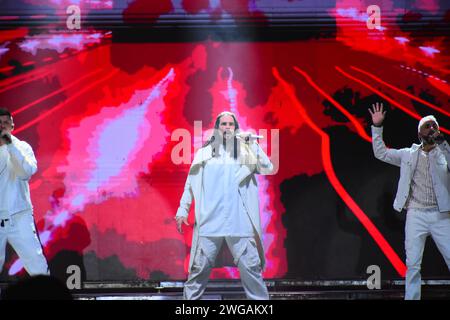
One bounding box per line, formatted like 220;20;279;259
0;0;448;282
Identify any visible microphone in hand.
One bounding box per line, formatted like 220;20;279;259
432;130;445;144
1;133;12;144
236;132;264;142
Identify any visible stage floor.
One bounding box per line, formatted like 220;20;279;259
3;279;447;300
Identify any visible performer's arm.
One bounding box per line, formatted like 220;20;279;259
7;140;37;180
238;132;274;175
0;146;9;214
369;102;404;167
176;174;193;218
371;126;404;167
435;133;450;170
175;174;192;233
0;145;8;176
250;142;274;175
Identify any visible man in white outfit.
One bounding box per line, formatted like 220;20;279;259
0;108;48;276
175;111;273;300
369;103;450;300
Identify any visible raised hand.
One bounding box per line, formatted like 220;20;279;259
368;102;386;127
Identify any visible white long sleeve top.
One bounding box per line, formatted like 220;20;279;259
0;135;37;218
198;144;254;237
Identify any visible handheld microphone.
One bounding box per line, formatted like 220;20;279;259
431;129;445;144
1;134;11;143
235;133;264;140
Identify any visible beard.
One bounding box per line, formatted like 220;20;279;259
420;133;435;145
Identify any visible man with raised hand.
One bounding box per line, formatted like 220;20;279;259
369;103;450;300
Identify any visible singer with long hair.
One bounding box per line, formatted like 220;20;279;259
369;103;450;300
0;108;49;277
175;111;273;300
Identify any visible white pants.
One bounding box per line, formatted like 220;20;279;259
405;208;450;300
183;236;269;300
0;210;49;276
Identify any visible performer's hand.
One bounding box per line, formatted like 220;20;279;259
368;102;386;127
175;216;189;234
236;132;258;144
0;130;12;145
431;129;445;145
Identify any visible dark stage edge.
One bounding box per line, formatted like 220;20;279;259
1;279;448;300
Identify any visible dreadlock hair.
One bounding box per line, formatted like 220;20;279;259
202;111;240;160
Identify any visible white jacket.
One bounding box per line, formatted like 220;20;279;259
0;135;37;216
372;126;450;213
176;141;273;272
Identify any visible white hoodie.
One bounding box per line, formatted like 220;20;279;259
0;135;37;217
0;145;10;219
